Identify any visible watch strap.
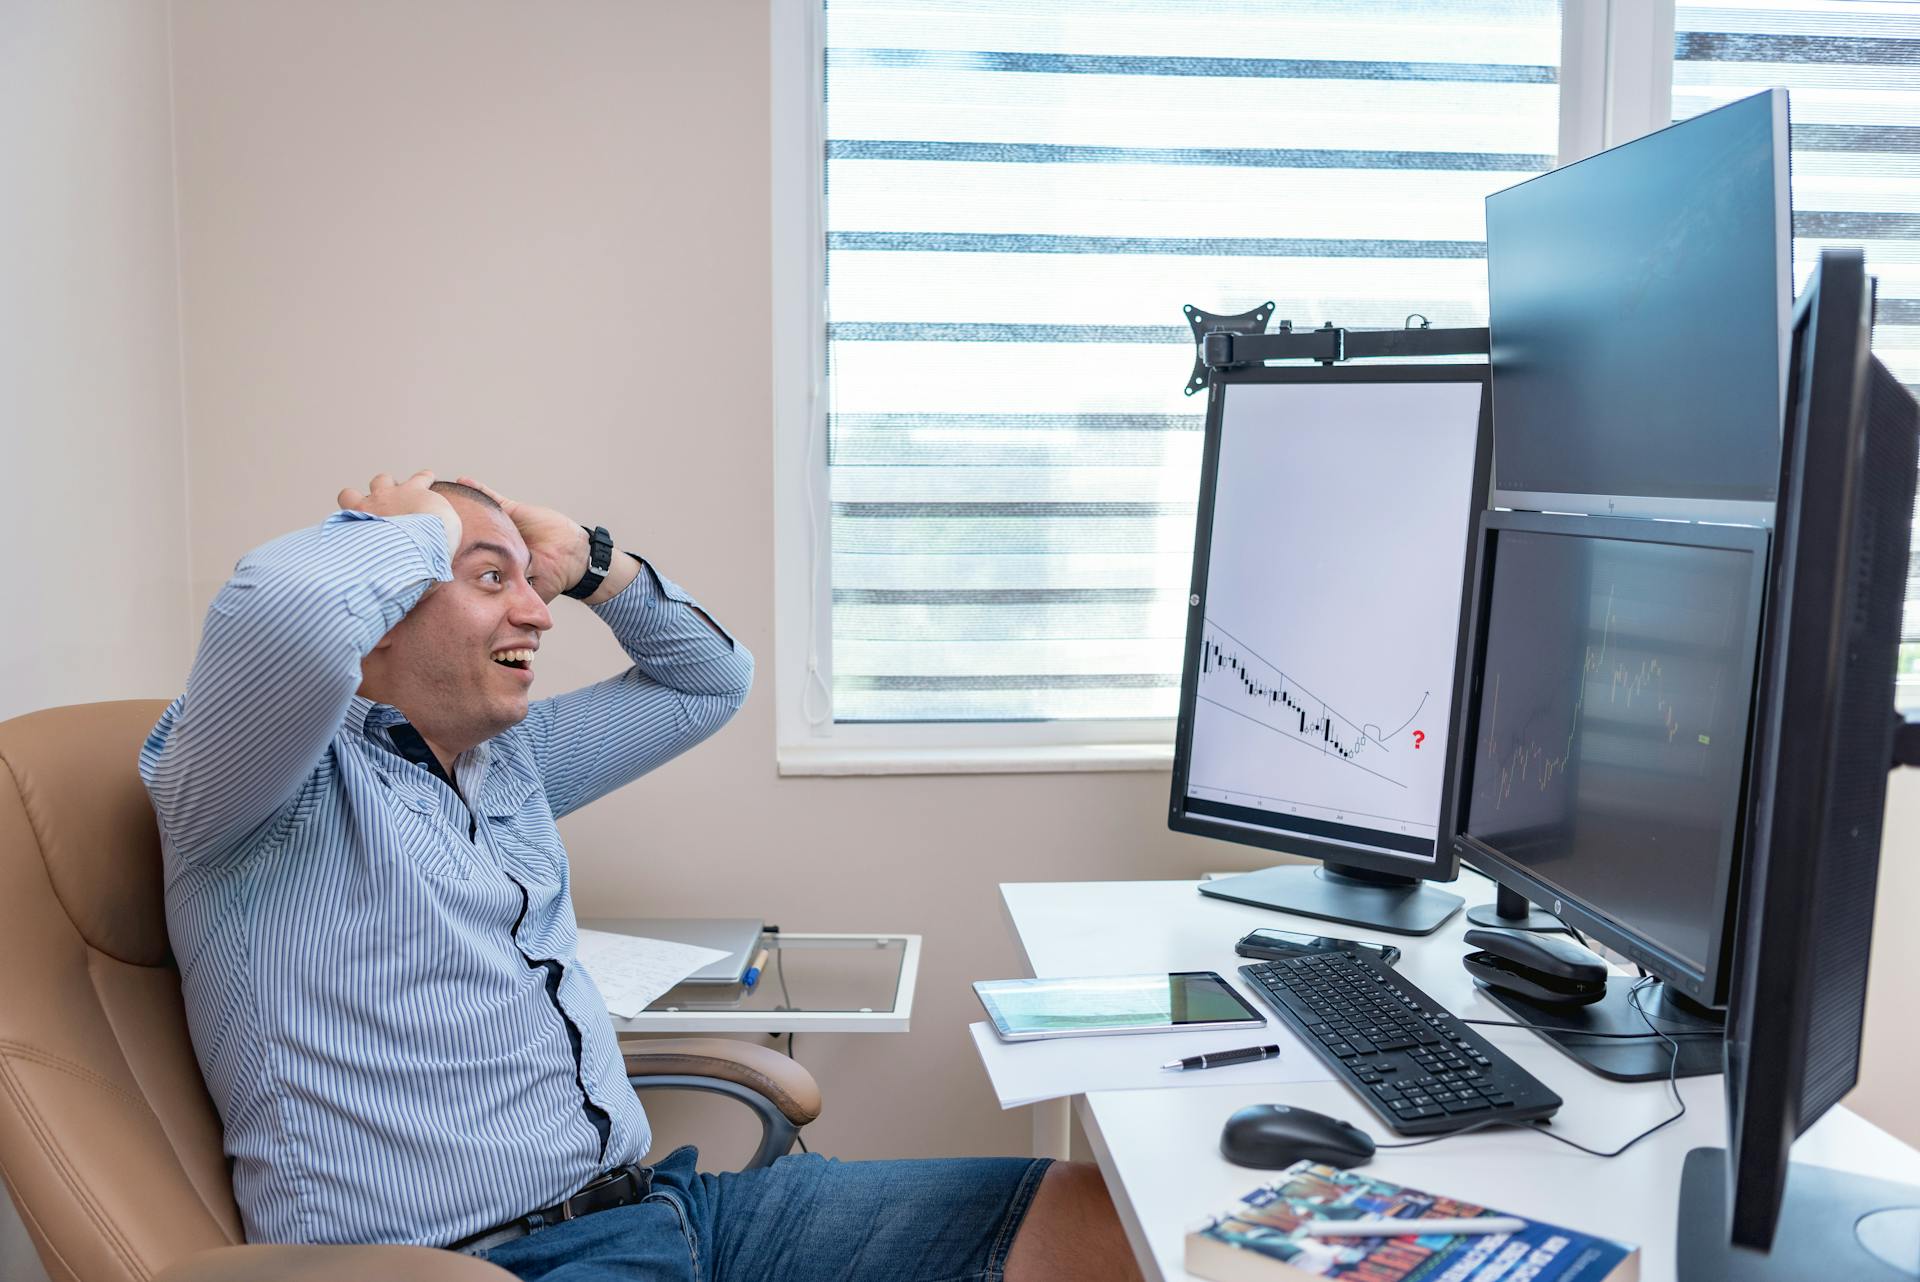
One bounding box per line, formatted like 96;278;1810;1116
563;525;615;600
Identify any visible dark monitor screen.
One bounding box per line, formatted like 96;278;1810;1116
1486;88;1790;520
1457;515;1766;995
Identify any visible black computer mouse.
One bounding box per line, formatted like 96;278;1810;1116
1219;1104;1376;1170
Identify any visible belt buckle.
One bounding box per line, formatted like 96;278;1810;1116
561;1165;631;1222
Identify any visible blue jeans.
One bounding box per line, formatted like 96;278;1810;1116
476;1146;1054;1282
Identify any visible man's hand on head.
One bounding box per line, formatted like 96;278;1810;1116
453;477;595;604
337;470;462;558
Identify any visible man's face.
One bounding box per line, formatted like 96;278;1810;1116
360;495;553;755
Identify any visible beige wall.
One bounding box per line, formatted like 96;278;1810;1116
1;4;190;1274
1850;770;1920;1139
0;0;192;723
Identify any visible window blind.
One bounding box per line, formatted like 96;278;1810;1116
821;0;1561;723
1672;2;1920;682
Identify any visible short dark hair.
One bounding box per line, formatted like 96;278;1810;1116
430;480;503;513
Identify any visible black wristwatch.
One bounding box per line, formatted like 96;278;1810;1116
563;525;615;600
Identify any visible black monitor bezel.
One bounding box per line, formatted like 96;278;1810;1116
1441;510;1771;1005
1721;248;1889;1248
1168;363;1492;884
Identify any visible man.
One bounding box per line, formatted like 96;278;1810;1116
141;470;1140;1281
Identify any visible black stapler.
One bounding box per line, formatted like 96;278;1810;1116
1461;927;1608;1007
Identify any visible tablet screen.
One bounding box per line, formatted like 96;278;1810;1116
975;971;1263;1039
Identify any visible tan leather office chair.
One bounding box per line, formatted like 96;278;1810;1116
0;700;820;1282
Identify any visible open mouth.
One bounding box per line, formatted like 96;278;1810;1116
491;648;535;671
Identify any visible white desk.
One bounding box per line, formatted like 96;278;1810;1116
995;873;1920;1282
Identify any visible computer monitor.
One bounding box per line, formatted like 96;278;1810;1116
1486;87;1791;524
1678;250;1920;1280
1440;511;1769;1080
1169;364;1490;936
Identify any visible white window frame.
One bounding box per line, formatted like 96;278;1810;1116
770;0;1673;776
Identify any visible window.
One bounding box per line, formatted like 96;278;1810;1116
775;1;1562;771
775;0;1908;773
1670;1;1920;710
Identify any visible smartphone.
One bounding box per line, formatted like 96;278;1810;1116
1234;928;1402;968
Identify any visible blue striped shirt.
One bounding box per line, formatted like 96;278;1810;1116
139;510;752;1247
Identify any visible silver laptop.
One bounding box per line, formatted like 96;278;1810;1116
594;917;765;986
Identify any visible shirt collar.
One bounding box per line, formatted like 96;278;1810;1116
350;697;503;796
350;695;404;738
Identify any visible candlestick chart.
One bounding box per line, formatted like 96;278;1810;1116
1198;622;1426;790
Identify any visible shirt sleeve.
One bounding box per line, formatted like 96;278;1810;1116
140;510;452;867
520;558;753;819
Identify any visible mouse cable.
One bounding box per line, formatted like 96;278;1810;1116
1373;979;1687;1161
1458;1016;1720;1040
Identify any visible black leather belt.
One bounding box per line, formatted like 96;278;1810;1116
447;1164;649;1256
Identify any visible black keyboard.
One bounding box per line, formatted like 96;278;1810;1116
1240;949;1562;1136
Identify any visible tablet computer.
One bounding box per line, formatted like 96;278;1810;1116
974;971;1265;1042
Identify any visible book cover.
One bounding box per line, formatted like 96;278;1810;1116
1185;1162;1638;1282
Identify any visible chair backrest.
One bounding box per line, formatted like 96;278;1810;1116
0;701;240;1282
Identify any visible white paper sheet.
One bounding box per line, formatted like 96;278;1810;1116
969;1021;1335;1109
573;928;733;1018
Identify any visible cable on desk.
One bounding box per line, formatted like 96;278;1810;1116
1459;1018;1720;1040
1373;979;1687;1160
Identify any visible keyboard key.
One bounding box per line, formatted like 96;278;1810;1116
1237;956;1560;1136
1441;1096;1491;1114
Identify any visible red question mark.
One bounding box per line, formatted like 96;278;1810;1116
1412;730;1426;749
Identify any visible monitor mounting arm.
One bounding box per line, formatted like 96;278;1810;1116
1183;303;1490;394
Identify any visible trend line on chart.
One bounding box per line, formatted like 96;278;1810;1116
1482;583;1697;809
1199;620;1425;790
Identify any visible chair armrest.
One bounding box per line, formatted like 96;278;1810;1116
153;1244;514;1282
622;1037;821;1127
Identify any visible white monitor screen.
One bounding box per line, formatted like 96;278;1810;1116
1182;378;1484;867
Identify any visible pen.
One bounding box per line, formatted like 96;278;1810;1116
743;948;769;988
1300;1216;1528;1238
1161;1044;1281;1071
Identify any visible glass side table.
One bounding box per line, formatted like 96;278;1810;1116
575;923;921;1033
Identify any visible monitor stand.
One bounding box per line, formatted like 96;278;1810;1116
1477;975;1723;1081
1464;883;1568;933
1198;863;1463;936
1678;1148;1920;1280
